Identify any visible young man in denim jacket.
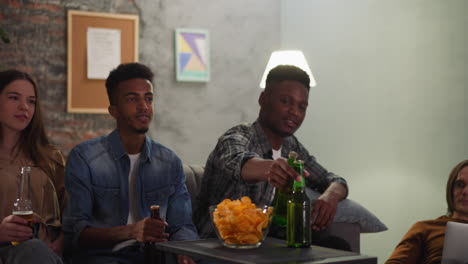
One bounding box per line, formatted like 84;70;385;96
63;63;197;264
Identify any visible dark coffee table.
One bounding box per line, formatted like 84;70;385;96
154;237;377;264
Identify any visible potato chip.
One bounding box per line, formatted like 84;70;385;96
212;196;273;245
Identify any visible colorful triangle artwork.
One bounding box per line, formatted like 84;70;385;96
180;33;206;66
177;29;209;81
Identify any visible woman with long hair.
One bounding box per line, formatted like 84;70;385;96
0;69;64;264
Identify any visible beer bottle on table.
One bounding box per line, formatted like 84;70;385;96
272;151;298;228
287;160;311;248
12;166;33;245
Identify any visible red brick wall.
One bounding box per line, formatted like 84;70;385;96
0;0;136;154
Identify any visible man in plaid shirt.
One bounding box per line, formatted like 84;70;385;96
193;65;348;248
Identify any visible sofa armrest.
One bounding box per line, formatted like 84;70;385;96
327;222;361;253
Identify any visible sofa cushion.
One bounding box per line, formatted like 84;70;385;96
183;164;205;208
306;188;388;233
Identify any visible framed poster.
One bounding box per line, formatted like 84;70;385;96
175;28;210;82
67;10;139;113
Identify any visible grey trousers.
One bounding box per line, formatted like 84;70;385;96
0;239;62;264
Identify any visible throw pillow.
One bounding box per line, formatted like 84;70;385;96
306;188;388;233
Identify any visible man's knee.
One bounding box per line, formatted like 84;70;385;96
8;239;62;264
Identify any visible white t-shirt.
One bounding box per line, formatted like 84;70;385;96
113;153;141;252
127;153;141;224
272;148;282;160
270;147;282;202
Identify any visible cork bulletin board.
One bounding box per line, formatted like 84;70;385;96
67;10;139;113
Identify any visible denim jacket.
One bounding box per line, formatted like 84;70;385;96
63;130;198;252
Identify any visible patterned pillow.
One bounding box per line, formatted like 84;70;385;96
306;188;388;233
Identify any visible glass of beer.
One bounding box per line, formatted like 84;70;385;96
11;166;33;245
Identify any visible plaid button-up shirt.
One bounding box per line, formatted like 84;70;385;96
193;120;347;238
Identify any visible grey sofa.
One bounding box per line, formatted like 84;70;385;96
183;164;361;253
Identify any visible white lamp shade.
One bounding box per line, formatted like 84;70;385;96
259;50;316;88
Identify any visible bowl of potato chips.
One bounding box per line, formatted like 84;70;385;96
210;196;273;249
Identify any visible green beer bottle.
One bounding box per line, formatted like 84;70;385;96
287;160;311;248
272;151;298;227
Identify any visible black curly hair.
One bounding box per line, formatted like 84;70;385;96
105;63;154;105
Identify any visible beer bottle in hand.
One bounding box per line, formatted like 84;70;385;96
287;160;311;248
272;151;297;228
12;166;33;245
145;205;164;264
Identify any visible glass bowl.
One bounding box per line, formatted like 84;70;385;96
210;203;273;249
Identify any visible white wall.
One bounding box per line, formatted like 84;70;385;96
281;0;468;262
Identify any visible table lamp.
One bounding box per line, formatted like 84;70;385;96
259;50;316;89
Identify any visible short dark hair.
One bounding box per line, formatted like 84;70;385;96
105;63;154;105
265;65;310;91
446;160;468;216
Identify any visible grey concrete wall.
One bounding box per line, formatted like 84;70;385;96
137;0;280;164
0;0;280;164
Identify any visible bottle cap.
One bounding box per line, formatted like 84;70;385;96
288;151;298;160
21;166;31;174
150;205;161;219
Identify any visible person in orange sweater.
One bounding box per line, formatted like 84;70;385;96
386;160;468;264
